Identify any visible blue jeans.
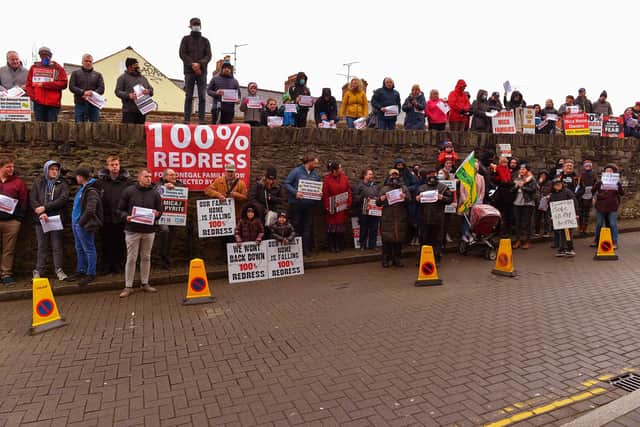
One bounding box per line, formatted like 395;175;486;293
33;102;59;122
346;117;356;129
73;222;96;276
74;101;100;122
378;116;397;130
595;211;618;243
359;215;380;249
183;72;207;123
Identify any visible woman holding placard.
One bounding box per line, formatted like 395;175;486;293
322;162;352;253
352;168;381;251
339;78;368;128
377;169;409;268
591;164;623;249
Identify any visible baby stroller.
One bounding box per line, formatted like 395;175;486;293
458;204;501;260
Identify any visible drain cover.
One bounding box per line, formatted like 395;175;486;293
610;373;640;392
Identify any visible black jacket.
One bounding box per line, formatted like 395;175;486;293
179;32;212;75
314;96;338;124
78;181;104;232
288;72;311;111
98;168;132;223
417;182;453;225
260;107;282;126
117;183;163;233
29;176;70;222
352;180;380;215
69;68;105;104
269;222;296;243
371;82;401;120
248;179;284;218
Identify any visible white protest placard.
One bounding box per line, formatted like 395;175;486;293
440;180;457;214
587;113;603;136
550;200;578;230
601;172;620;190
329;192;349;214
267;116;283;128
364;198;382;216
492;110;516;134
226;241;269;283
384;105;399;117
131;206;155;225
353;117;367;129
0;194;18;214
221;89;239;102
284;103;297;113
87;92;107;110
267;238;305;280
419;190;438;204
157;186;188;226
319;121;336;129
135;94;157;115
386;188;404;205
197;198;236;238
498;143;512;157
40;215;63;233
545;113;558;122
298;95;313;107
246;97;263;109
0;97;31;122
437;101;450;114
503;80;512;93
351;217;382;249
5;87;25;98
297;179;323;201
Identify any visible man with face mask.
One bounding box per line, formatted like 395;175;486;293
416;169;453;262
288;72;312;128
179;17;212;124
207;61;240;124
25;47;68;122
0;51;28;92
115;57;154;124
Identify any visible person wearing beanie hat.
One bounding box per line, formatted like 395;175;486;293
71;166;102;287
438;141;459;165
30;160;71;282
179;16;212;124
549;174;579;257
270;210;296;245
204;162;248;221
593;90;613;115
207;57;240;124
511;163;538;249
234;204;264;244
314;88;338;127
115;55;154;124
25;46;68;122
575;87;593;113
248;166;283;228
377;168;409;267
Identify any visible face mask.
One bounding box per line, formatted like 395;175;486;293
437;173;445;180
41;57;50;66
191;26;201;32
480;96;487;101
427;177;438;186
298;79;305;85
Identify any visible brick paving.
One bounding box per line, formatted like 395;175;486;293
2;234;640;426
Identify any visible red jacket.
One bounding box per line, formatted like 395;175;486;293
425;98;447;124
322;172;352;225
26;61;68;107
437;150;459;165
447;79;470;123
0;174;28;221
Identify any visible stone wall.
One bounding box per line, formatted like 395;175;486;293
1;122;638;275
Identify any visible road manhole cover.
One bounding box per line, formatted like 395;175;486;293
610;373;640;392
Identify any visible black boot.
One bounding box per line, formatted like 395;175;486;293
382;243;391;267
327;233;336;253
335;233;343;252
392;244;404;267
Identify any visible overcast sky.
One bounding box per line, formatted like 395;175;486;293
5;0;638;113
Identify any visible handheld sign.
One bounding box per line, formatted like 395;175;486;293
197;198;236;238
550;200;578;230
297;180;323;200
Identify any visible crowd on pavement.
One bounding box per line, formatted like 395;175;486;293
2;17;640;136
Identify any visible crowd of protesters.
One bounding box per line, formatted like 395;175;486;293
2;16;640;137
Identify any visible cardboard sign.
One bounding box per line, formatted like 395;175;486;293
419;190;438;203
221;89;239;102
564;113;589;136
329;192;349;214
491;111;516;134
298;179;323;200
0;97;31;122
384;105;399;117
298;95;313;107
267;116;283;128
351;217;382;249
503;80;512;93
226;238;304;283
146;123;251;191
284;103;297;113
197;198;236;238
363;198;382;216
246;97;263;109
440;180;457;214
587;113;603;136
550;200;578;230
386;188;404;205
157;186;188;226
498;143;512;157
602;116;624;138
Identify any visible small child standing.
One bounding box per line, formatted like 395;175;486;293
549;178;578;257
269;211;296;244
239;82;264;126
534;170;552;237
437;141;459;166
279;93;298;127
235;205;264;244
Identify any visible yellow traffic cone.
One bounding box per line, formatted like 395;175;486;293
594;227;618;260
492;239;517;277
415;245;442;286
183;258;216;305
30;278;67;335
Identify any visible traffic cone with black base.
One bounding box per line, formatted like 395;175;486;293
30;278;67;335
594;227;618;260
415;245;442;286
182;258;216;305
492;238;517;277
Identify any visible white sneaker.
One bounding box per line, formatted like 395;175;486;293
55;268;68;281
32;270;40;279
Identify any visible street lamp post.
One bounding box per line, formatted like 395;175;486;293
222;43;248;73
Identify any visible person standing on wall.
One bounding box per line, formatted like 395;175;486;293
207;61;240;124
371;77;401;130
0;50;28;92
115;57;154;124
288;71;312;128
68;54;105;123
179;17;212;125
339;78;368;128
25;47;68;122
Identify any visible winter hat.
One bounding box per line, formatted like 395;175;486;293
125;57;138;68
442;140;453;148
491;91;500;98
265;167;277;180
221;62;233;71
520;163;531;171
578;87;586;93
388;168;400;176
600;90;608;98
75;167;92;179
278;211;287;218
189;17;201;26
224;163;236;172
38;46;52;57
604;163;618;172
322;88;331;97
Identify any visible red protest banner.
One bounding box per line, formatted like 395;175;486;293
602;116;624;138
146;123;251;190
564;113;589;136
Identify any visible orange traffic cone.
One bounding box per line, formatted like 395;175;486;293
594;227;618;261
415;245;442;286
492;239;517;277
182;258;216;305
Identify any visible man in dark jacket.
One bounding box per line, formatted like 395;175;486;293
503;90;526;110
550;178;578;257
575;88;593;114
470;89;492;133
248;167;283;225
117;168;163;298
576;159;596;235
68;54;105;122
30;160;70;281
115;57;154;124
313;88;338;126
371;77;401;130
416;169;453;262
0;157;27;285
179;17;212;124
72;167;103;287
153;168;184;269
284;155;321;256
98;155;132;274
288;71;312;128
207;62;240;124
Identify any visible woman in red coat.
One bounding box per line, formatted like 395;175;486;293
322;161;352;253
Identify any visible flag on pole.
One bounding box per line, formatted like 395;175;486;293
455;151;477;214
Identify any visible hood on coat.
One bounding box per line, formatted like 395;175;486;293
510;90;524;104
455;79;467;93
393;158;406;169
476;90;488;102
43;160;61;182
240;203;258;220
537;169;550;181
295;72;308;86
381;77;395;90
